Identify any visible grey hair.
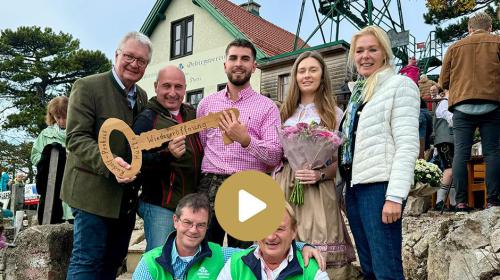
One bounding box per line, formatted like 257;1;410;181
117;31;153;61
468;12;492;31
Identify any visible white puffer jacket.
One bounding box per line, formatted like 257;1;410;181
351;68;420;200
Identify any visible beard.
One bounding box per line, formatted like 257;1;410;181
226;70;252;86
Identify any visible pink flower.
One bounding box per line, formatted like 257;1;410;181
296;122;308;131
282;126;299;138
330;134;343;146
312;130;334;138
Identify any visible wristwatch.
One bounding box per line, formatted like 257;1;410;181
319;170;326;181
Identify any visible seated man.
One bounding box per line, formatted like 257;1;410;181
133;194;323;279
217;203;328;280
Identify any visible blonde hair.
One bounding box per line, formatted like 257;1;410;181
45;96;68;126
280;51;338;129
284;202;297;230
468;12;492;31
347;26;394;103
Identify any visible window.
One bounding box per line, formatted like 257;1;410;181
171;16;194;59
278;74;290;102
217;83;227;91
187;89;203;108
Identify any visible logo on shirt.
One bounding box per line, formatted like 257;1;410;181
197;266;210;279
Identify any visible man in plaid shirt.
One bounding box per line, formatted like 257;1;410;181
196;39;282;248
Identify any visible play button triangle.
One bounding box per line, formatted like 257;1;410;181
238;189;267;222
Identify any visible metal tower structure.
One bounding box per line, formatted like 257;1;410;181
293;0;442;73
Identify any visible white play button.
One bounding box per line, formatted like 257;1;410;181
214;171;286;241
238;189;267;222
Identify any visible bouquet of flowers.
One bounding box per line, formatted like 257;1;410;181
410;159;443;196
278;122;344;205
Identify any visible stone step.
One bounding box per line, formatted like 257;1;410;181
116;272;133;280
127;239;147;273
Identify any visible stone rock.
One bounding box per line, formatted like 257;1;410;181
448;249;499;280
491;228;500;253
4;224;73;280
129;228;144;247
448;218;489;249
133;216;143;231
404;196;432;216
413;237;429;258
403;207;500;280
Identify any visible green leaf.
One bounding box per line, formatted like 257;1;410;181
0;26;111;137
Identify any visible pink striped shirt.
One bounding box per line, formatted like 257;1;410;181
196;86;282;175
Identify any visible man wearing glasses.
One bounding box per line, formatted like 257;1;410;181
132;193;325;279
61;31;152;279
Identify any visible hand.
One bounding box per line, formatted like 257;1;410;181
168;136;186;159
295;169;320;185
302;245;326;271
219;110;250;147
382;200;402;224
114;157;137;184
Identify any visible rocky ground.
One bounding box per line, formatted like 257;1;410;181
402;207;500;280
1;206;499;279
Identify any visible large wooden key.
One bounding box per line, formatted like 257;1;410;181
98;108;239;178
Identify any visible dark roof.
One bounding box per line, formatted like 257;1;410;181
207;0;308;56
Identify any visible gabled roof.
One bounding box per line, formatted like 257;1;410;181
140;0;307;59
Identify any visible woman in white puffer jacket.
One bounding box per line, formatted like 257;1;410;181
338;26;419;279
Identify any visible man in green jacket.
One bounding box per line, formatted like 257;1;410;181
217;203;328;279
61;31;152;279
132;194;324;280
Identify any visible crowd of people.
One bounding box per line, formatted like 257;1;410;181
10;10;497;280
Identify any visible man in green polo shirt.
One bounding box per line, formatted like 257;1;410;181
132;194;324;280
217;203;328;279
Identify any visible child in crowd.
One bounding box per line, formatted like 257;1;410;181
433;90;456;211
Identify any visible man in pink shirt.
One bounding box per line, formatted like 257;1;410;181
196;38;282;248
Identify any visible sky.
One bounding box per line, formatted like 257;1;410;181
1;0;436;143
1;0;436;60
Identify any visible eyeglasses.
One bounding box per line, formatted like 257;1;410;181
179;219;208;230
118;49;148;68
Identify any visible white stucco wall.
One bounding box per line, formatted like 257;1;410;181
137;0;261;98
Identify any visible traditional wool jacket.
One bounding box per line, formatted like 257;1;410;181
61;71;147;218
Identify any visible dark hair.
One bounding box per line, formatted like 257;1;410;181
175;193;211;222
225;38;257;60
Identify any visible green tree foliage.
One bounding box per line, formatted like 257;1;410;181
0;26;111;137
424;0;500;43
0;140;34;182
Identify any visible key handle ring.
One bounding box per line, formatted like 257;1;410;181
98;108;240;178
98;118;142;178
